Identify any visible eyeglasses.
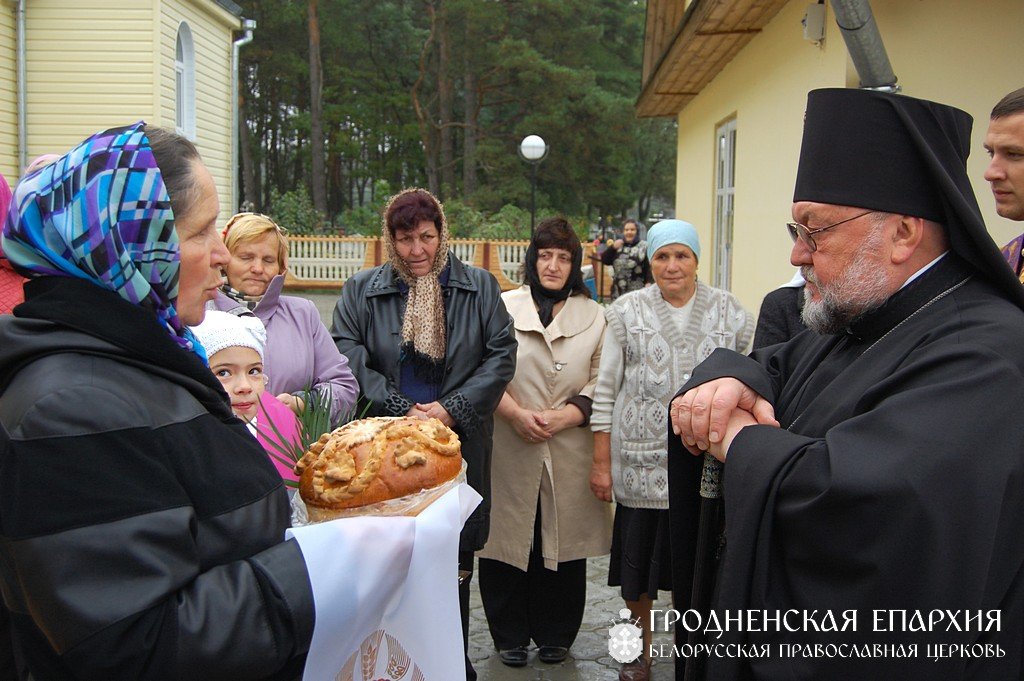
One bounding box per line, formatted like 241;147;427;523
786;211;875;252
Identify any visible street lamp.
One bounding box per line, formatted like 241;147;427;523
518;134;548;236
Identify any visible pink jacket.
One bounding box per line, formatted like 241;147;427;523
254;393;302;483
0;259;25;315
0;172;24;315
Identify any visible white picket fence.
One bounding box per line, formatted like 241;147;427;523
285;236;604;295
450;241;478;270
288;237;369;282
496;243;528;284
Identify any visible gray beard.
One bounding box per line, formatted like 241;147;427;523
800;232;892;335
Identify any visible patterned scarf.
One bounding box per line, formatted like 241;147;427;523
220;282;262;311
381;189;450;376
0;122;202;355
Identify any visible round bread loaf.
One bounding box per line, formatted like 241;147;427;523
295;416;462;519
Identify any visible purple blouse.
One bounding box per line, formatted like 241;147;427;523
212;275;358;423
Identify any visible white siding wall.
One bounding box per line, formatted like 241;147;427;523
1;0;237;209
160;0;239;226
0;3;18;180
22;1;155;166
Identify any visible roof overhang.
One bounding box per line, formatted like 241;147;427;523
214;0;244;18
636;0;790;118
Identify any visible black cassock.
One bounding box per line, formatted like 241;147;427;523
669;254;1024;681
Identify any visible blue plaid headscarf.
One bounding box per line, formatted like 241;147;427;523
1;121;203;355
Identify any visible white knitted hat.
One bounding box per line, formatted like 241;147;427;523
191;310;267;362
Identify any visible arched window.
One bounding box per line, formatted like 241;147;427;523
175;22;196;139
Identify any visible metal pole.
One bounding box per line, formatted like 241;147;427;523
830;0;899;91
17;0;27;174
530;162;537;237
232;19;256;212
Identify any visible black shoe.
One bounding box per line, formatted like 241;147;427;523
537;646;568;663
498;646;528;667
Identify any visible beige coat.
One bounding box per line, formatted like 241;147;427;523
478;287;613;571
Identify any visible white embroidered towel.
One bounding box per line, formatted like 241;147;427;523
287;484;481;681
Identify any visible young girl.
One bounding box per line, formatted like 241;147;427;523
192;310;301;483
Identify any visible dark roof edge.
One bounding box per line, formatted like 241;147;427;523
641;0;703;98
214;0;244;18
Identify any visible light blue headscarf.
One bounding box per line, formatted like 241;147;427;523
647;220;701;262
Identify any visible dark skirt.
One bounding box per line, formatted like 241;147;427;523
608;504;673;601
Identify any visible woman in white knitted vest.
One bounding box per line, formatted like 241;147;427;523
591;220;754;681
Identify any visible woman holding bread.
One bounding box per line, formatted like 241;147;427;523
331;187;516;681
477;217;612;667
0;124;321;680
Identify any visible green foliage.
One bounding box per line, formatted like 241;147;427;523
442;201;538;241
269;187;323;235
338;180;390;235
258;392;373;490
338;205;381;237
237;0;675;224
483;205;532;240
257;389;332;490
568;216;593;243
441;199;486;239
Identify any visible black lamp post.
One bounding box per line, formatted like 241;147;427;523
518;134;548;237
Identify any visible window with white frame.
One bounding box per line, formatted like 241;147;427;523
175;23;196;140
713;118;736;291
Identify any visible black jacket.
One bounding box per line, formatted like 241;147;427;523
0;278;313;680
331;253;517;551
752;285;807;350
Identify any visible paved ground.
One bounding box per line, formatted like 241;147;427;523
300;289;341;327
467;555;676;681
296;290;678;680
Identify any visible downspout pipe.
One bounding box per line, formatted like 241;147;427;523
16;0;27;173
829;0;899;92
231;18;256;212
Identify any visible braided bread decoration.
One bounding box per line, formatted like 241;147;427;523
296;416;462;518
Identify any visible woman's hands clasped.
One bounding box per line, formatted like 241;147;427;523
407;401;455;427
510;404;583;444
510;408;552;443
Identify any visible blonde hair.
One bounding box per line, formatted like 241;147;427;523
222;212;289;270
